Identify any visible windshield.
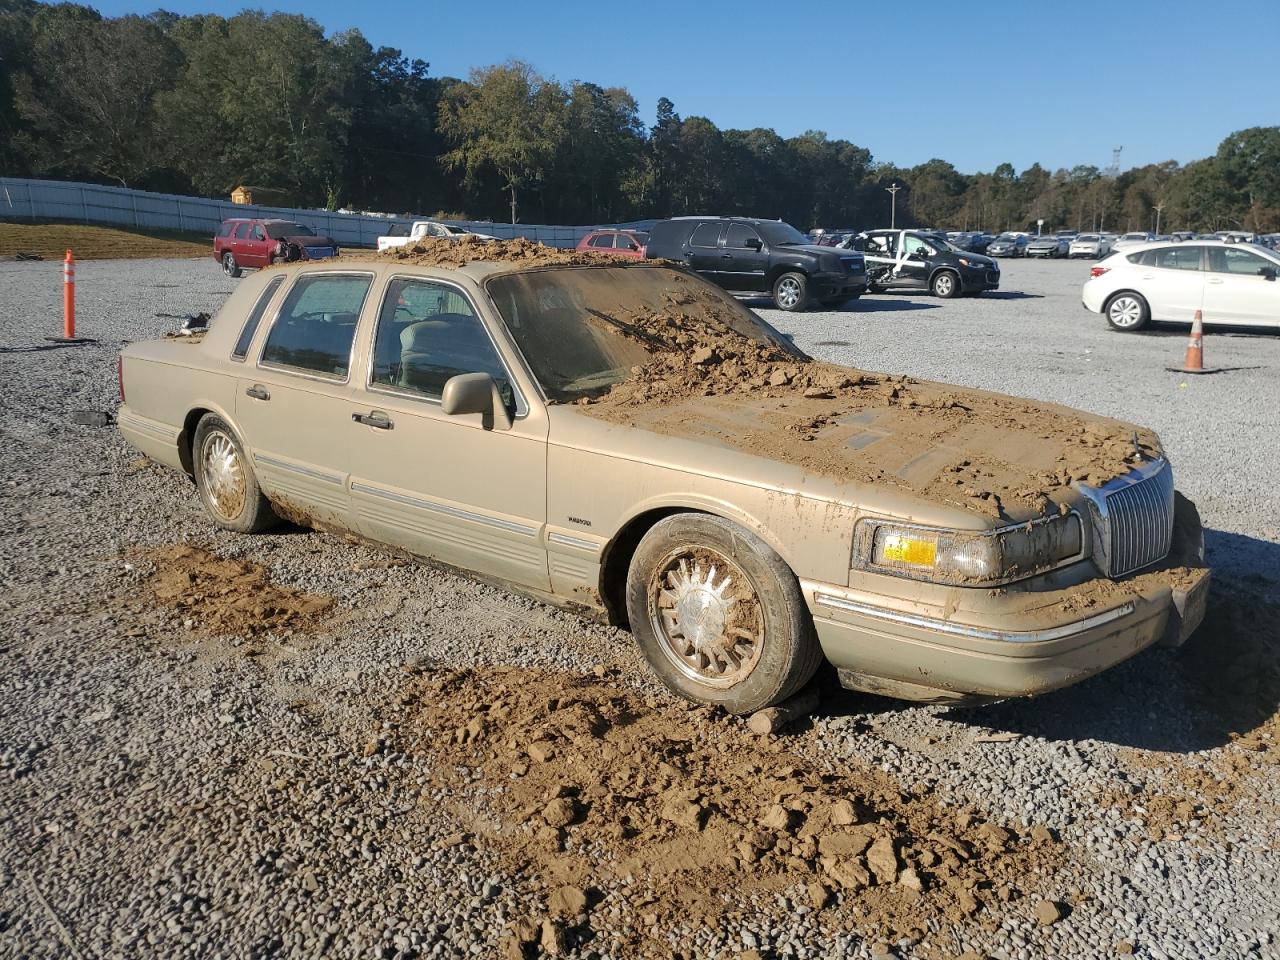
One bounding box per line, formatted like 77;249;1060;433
757;221;810;246
486;266;804;403
443;225;468;235
264;222;316;239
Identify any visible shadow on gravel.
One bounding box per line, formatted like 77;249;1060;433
0;342;79;354
851;298;941;313
977;291;1043;301
1122;321;1276;339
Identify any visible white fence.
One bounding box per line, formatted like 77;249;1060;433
0;177;654;249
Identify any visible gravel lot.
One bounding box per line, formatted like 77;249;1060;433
1;255;1277;960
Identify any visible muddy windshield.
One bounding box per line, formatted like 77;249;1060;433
486;266;803;403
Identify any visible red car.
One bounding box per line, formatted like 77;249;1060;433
214;218;340;278
575;229;649;258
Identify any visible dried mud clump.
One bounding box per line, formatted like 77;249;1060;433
393;665;1071;953
135;544;333;636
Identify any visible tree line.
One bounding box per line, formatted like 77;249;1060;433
2;3;1278;232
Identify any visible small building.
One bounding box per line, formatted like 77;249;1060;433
230;185;294;207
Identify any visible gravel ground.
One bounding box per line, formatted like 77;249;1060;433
0;255;1277;960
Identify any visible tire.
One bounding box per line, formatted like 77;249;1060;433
930;270;961;299
192;414;278;533
625;514;821;715
1105;292;1150;331
771;272;809;311
221;251;242;278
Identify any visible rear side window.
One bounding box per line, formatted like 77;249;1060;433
690;223;722;248
588;234;613;248
261;273;372;379
232;275;285;360
1152;246;1203;271
216;222;235;238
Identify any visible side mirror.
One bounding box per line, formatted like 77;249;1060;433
745;237;763;251
440;372;513;430
1259;267;1277;281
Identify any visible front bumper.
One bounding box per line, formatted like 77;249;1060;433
813;270;868;300
959;267;999;292
800;504;1209;703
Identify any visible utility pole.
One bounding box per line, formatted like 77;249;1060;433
1153;202;1165;236
886;182;902;229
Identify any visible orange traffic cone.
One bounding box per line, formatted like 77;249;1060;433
1170;309;1214;375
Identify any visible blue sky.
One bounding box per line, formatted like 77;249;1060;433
95;0;1279;174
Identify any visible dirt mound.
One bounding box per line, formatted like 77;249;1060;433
350;235;626;270
393;664;1071;955
571;276;1156;518
137;544;333;636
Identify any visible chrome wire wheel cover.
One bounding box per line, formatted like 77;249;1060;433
1109;296;1142;327
200;430;247;521
648;548;764;688
775;276;802;309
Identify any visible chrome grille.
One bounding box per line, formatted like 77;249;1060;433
1080;461;1175;577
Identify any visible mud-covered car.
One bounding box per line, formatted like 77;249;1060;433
117;239;1208;714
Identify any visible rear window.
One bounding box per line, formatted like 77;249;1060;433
232;275;285;360
690;223;722;248
260;273;372;379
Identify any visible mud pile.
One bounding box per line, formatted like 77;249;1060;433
353;235;625;270
137;545;334;636
570;276;1157;519
394;664;1071;954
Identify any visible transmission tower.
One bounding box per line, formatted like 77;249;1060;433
1105;145;1123;178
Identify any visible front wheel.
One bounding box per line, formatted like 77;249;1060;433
221;252;242;278
931;270;960;298
193;414;278;533
772;272;809;311
625;514;821;715
1105;292;1150;331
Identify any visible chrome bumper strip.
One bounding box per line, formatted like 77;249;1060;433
813;591;1137;645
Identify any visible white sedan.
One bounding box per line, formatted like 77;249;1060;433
1082;240;1280;331
1069;234;1112;259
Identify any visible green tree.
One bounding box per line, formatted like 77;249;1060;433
13;4;181;185
438;60;567;223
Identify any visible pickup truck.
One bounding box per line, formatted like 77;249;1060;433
376;220;497;252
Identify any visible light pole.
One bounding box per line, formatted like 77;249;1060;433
1153;202;1165;236
886;182;902;229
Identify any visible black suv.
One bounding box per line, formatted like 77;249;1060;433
645;217;868;311
845;229;1000;298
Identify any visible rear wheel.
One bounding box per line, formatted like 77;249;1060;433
221;252;242;278
193;414;278;533
626;514;821;715
1105;292;1150;331
930;270;960;298
772;272;809;311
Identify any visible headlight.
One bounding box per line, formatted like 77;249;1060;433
958;257;985;268
854;514;1084;586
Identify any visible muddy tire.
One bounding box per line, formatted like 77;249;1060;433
221;252;242;278
192;414;278;533
930;270;960;298
772;272;809;312
625;513;821;715
1105;291;1150;331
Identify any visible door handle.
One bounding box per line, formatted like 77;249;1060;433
245;385;270;401
721;254;733;259
1207;278;1224;284
352;411;394;430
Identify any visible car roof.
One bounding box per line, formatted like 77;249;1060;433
1114;238;1280;256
